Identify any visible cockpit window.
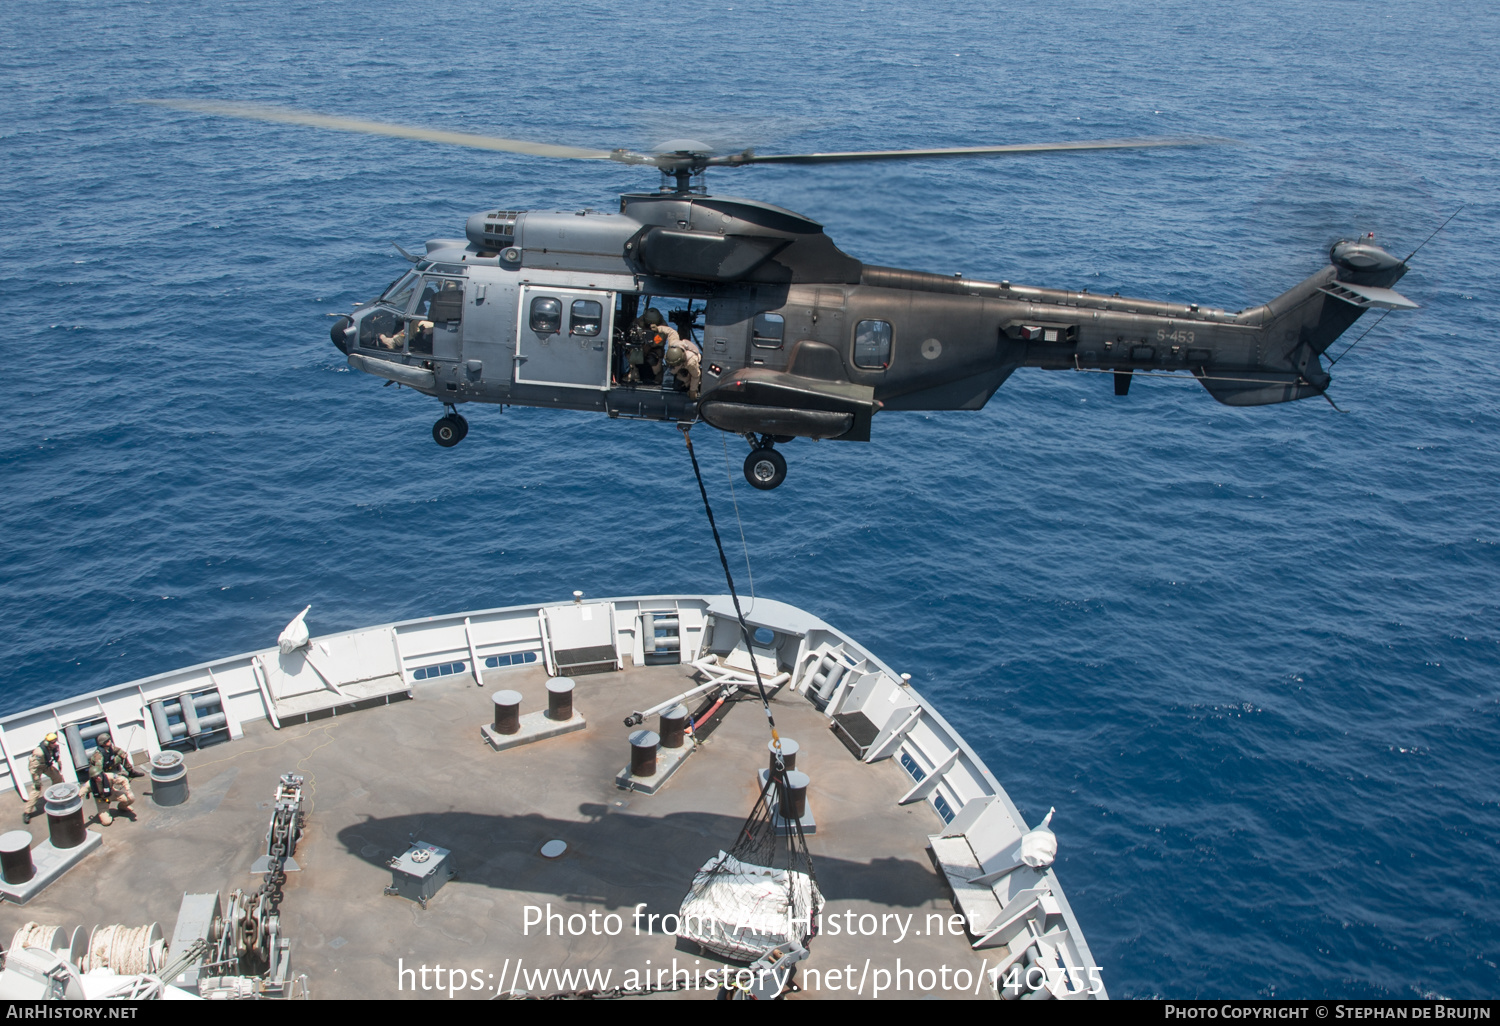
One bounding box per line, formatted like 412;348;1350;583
570;300;602;337
530;296;562;334
382;272;418;309
359;308;406;350
414;260;465;274
413;277;462;320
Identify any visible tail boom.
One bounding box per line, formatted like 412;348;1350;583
1009;240;1416;406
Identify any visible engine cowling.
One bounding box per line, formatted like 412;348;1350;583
464;208;523;251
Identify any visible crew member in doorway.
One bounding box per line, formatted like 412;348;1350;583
22;733;63;824
630;309;676;385
665;332;702;398
88;733;138;826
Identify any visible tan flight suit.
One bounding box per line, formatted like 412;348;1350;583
87;745;135;826
22;744;64;820
665;335;702;398
377;320;432;351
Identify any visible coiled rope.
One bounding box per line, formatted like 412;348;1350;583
84;923;161;975
9;922;60;956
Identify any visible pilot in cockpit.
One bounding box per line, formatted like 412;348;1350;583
377;319;433;351
376;324;407;350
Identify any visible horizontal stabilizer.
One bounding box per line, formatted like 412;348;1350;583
1319;281;1419;310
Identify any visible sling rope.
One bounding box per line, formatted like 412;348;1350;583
679;424;783;771
679;423;820;952
720;432;755;605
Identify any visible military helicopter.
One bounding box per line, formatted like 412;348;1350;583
149;101;1420;490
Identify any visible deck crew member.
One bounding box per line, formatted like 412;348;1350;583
87;733;138;826
22;732;63;824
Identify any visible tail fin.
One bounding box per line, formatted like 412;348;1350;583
1198;241;1415;407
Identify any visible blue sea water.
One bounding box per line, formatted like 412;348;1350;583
3;0;1498;1000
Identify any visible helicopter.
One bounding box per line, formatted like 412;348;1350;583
148;101;1420;490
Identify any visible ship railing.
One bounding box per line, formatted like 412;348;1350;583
0;596;713;800
701;601;1106;996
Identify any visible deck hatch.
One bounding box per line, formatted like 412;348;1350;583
831;710;881;759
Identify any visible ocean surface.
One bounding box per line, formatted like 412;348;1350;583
3;0;1497;1000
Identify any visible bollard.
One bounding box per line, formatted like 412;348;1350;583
150;751;190;807
546;678;575;721
777;770;810;821
768;737;799;774
44;783;86;850
0;830;34;885
492;690;522;735
659;704;689;749
629;730;660;778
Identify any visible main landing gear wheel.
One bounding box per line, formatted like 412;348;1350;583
433;413;468;447
744;447;787;490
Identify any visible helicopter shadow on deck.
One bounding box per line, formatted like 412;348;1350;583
336;803;945;917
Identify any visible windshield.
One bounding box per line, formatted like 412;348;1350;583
381;271;419;308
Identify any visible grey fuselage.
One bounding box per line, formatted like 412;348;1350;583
334;191;1409;441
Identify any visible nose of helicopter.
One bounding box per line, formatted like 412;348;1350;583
330;315;352;354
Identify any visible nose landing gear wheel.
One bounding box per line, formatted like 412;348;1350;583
743;447;787;490
433;413;468;447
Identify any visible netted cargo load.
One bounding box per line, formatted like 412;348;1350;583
676;774;821;962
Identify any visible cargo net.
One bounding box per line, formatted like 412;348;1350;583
676;771;822;962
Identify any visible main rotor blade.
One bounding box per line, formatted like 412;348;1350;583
708;137;1226;166
136;100;617;161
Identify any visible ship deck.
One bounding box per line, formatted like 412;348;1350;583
1;661;985;1000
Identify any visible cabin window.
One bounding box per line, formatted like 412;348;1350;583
569;300;603;337
853;319;892;369
530;296;562;334
753;312;785;349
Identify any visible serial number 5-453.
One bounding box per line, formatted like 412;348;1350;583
1158;329;1196;344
